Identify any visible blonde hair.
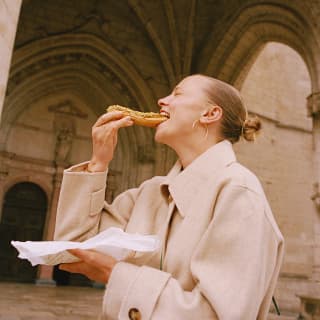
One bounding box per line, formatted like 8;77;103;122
197;75;261;143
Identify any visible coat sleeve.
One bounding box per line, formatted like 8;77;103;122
54;162;139;242
101;184;284;320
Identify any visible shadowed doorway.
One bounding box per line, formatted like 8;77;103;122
0;182;47;282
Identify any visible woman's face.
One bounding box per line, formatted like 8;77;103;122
155;75;209;148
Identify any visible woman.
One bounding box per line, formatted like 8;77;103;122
55;74;284;320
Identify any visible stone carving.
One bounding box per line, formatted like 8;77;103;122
49;100;83;165
48;100;87;119
54;127;73;164
0;161;8;179
307;92;320;117
311;182;320;212
7;52;135;105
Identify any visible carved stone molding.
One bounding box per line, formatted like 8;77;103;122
48;100;88;119
0;165;8;179
307;92;320;117
311;182;320;213
6;51;135;106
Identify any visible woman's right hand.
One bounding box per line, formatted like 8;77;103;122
87;111;133;172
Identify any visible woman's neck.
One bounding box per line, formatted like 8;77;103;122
174;137;222;168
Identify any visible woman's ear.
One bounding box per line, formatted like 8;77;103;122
199;105;223;124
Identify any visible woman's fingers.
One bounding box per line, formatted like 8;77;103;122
112;116;134;130
94;111;123;128
89;113;133;171
58;249;117;283
94;111;134;128
92;115;133;142
68;249;117;270
59;261;107;283
59;261;86;273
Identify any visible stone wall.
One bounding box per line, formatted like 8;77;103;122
0;0;21;119
237;42;316;314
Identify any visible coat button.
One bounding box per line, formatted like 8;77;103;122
128;308;141;320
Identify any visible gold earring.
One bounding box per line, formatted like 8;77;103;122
192;119;209;139
192;119;200;129
204;124;208;140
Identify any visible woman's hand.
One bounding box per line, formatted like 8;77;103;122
88;111;133;172
59;249;117;283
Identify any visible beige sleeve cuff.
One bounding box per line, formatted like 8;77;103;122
62;162;108;216
66;161;109;175
102;262;171;319
53;162;108;241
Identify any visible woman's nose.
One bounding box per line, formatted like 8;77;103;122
158;95;169;108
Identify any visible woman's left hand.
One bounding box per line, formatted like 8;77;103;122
59;249;117;283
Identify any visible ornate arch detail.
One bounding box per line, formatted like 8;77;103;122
7;33;155;108
2;67;107;127
1;33;159;188
0;66;149;186
203;3;320;90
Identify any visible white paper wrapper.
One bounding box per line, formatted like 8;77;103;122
11;227;160;266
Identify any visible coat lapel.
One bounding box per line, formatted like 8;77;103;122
161;140;237;218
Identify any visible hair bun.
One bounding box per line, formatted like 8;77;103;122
242;116;262;141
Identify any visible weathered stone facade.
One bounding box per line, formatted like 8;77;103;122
1;0;320;318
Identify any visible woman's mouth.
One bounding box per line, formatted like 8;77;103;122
160;110;170;119
156;111;169;129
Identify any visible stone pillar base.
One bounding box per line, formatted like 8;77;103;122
36;265;56;286
35;278;56;286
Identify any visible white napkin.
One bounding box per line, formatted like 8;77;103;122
11;227;160;266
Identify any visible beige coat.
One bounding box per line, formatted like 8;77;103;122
54;140;284;320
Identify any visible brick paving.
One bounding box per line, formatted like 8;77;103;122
0;282;104;320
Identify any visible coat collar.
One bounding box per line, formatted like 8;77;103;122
160;140;237;217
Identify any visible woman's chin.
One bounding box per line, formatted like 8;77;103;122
155;126;169;144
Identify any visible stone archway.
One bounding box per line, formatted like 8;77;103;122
0;32;167;189
0;182;47;282
201;3;320;91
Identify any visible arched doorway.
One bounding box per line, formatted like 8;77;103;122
0;182;47;282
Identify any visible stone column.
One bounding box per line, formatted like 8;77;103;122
46;167;64;241
36;116;75;285
0;159;8;218
0;0;22;120
307;92;320;282
36;166;64;286
308;91;320;199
